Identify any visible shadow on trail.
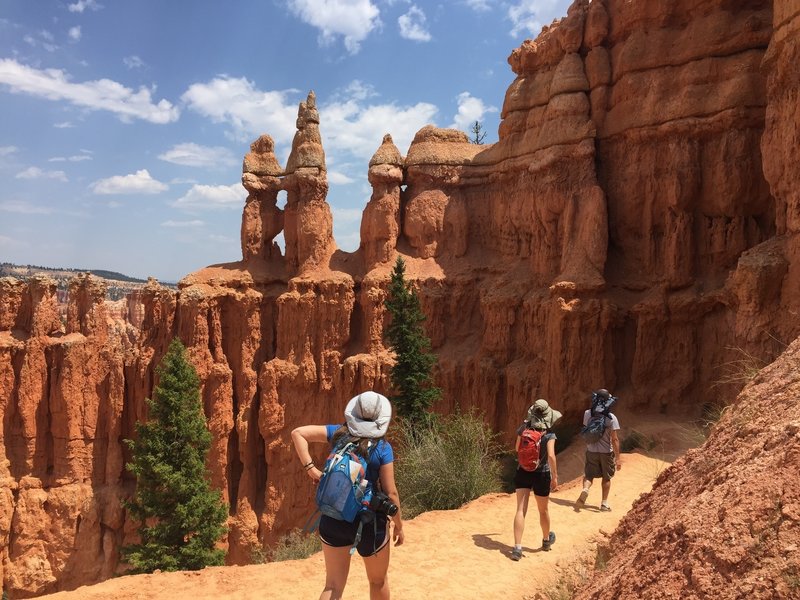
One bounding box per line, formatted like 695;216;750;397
549;497;601;512
472;533;539;559
548;497;580;508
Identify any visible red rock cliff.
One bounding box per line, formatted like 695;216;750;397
1;1;799;595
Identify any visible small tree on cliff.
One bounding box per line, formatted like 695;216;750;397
384;256;441;425
470;120;487;144
123;338;228;573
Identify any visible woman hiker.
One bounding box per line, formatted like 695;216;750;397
291;391;405;600
510;398;561;560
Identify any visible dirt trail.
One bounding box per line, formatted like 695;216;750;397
42;421;695;600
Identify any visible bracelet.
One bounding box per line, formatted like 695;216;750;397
304;462;315;471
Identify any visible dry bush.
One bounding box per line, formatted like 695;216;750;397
267;529;321;562
394;410;502;519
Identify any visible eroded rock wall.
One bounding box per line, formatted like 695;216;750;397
2;0;799;596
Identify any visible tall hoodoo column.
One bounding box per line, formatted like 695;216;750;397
282;91;335;275
241;135;283;261
361;134;404;269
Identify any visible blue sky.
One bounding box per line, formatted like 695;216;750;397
0;0;570;282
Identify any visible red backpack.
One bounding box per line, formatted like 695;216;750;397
518;428;545;471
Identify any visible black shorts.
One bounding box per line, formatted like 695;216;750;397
319;513;388;557
513;467;551;497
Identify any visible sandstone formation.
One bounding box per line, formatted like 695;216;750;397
361;134;404;269
1;0;799;596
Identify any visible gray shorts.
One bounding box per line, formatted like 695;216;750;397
584;451;616;481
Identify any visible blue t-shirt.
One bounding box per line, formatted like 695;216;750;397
325;424;394;485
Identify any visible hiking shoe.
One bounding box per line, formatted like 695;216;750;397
600;503;612;512
575;489;589;508
510;548;523;561
542;531;556;551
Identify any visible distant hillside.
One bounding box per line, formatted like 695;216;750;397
0;263;177;300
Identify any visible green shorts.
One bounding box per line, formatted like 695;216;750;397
584;451;616;481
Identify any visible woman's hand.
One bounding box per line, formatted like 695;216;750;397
392;523;405;546
550;475;558;492
307;466;322;482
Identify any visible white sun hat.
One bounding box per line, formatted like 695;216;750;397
344;391;392;438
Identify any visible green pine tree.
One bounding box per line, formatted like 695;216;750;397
384;256;441;424
122;338;228;573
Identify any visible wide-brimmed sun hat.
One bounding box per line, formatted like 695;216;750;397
344;391;392;438
527;398;562;430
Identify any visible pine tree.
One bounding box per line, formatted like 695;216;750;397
384;256;441;424
123;338;228;573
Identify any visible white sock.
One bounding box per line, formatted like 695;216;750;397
514;544;522;551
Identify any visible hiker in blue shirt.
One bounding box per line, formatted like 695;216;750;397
510;398;561;561
292;391;404;600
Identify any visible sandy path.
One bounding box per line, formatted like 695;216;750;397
42;447;675;600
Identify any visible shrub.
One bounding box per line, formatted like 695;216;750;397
713;346;767;387
268;529;321;562
538;564;590;600
620;429;656;453
394;410;502;518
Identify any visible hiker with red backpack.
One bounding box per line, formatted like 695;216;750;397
575;388;621;512
510;398;561;561
291;391;404;600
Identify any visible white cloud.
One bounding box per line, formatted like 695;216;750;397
54;121;75;128
287;0;381;54
182;77;438;169
169;177;199;185
331;80;377;103
464;0;491;11
209;233;236;244
321;92;437;161
449;91;498;132
161;219;204;228
68;26;82;42
0;146;18;157
328;170;356;185
398;6;431;42
91;169;168;195
48;153;92;162
331;206;363;223
68;0;102;13
171;183;245;211
123;55;145;69
23;32;59;52
0;59;180;124
158;142;238;168
0;200;54;214
15;166;68;182
508;0;568;37
181;76;298;143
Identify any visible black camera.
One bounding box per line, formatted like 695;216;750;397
369;491;398;516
